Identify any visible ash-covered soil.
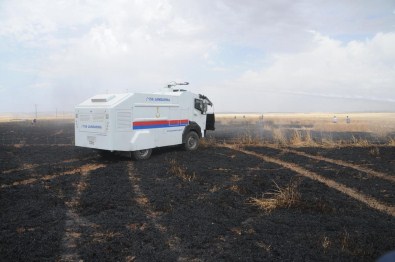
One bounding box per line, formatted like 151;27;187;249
1;120;394;261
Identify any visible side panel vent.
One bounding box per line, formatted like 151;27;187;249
117;111;132;130
80;114;90;122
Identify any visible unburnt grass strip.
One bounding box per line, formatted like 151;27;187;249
226;145;395;217
295;146;395;174
127;162;188;258
59;163;106;261
1;156;95;175
269;145;395;183
245;146;395;206
0;159;99;188
10;143;73;147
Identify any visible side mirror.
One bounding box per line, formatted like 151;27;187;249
203;103;208;114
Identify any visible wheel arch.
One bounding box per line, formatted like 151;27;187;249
182;122;202;143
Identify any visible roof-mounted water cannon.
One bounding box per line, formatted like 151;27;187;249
165;81;190;92
167;81;189;88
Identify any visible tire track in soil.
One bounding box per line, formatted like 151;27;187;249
11;144;73;147
265;145;395;184
224;145;395;218
1;158;97;189
2;157;95;175
127;162;185;259
59;163;106;261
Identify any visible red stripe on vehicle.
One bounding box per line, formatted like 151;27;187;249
134;120;169;126
133;119;189;127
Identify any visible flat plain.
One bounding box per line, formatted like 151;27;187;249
1;113;394;261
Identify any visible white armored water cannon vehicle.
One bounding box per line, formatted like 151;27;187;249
75;82;215;160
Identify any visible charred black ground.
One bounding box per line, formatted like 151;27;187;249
1;120;394;261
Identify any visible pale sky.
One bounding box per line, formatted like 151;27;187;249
0;0;394;113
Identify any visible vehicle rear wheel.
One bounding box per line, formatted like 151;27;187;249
184;131;199;151
132;149;152;160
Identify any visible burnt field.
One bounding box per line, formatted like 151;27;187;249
1;119;395;261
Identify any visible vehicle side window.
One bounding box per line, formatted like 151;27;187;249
194;99;206;114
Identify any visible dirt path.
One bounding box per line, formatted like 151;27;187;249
225;145;395;217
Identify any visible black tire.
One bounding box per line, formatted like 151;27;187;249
132;149;152;160
184;131;199;151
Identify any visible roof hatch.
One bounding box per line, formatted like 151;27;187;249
91;95;116;102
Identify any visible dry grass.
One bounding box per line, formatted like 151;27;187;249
200;136;218;148
303;130;315;145
249;178;301;212
168;159;196;182
322;235;331;253
340;229;351;251
350;136;370;147
289;129;317;147
209;185;221;193
217;112;395;130
272;128;287;145
218;113;395;147
369;146;380;157
388;137;395;146
290;130;303;145
238;132;262;145
255;241;272;252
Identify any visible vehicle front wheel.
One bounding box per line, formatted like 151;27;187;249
131;149;152;160
184;131;199;151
